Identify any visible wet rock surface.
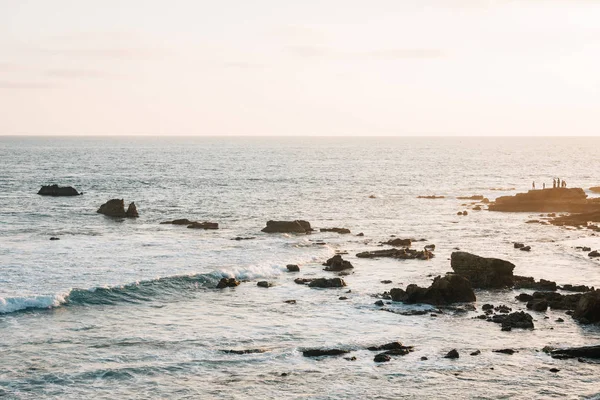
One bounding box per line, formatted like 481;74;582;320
261;220;312;234
390;274;475;305
97;199;139;218
573;289;600;324
450;252;515;288
38;184;80;196
302;349;350;357
216;278;240;289
550;345;600;360
323;255;354;271
489;188;600;213
320;228;351;234
307;278;347;288
357;248;433;260
492;311;534;331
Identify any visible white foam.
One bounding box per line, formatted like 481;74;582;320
0;292;69;314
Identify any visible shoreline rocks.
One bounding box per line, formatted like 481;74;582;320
303;349;350;357
38;184;81;196
261;220;312;234
390;274;476;305
97;199;139;218
382;238;412;247
450;252;515;289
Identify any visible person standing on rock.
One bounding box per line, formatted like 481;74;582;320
557;178;561;188
543;183;546;189
532;181;535;190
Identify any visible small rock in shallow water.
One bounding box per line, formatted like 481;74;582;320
444;349;459;359
556;318;564;322
374;300;384;306
338;296;348;300
470;350;481;356
344;356;357;361
284;300;296;304
257;281;272;288
421;356;428;360
381;280;393;284
493;349;517;355
49;237;60;240
216;278;240;289
374;353;391;363
549;368;560;373
303;349;350;357
286;264;300;272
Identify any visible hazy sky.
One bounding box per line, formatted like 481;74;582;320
1;0;599;136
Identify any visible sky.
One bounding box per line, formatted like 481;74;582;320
1;0;599;136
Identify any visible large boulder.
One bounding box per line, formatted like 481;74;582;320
97;199;139;218
38;184;80;196
573;290;600;324
492;311;534;331
450;252;515;289
261;220;312;234
323;255;354;271
390;274;475;305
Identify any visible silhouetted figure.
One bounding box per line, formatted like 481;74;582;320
532;181;535;190
562;180;567;188
543;183;546;189
557;178;561;188
553;179;556;188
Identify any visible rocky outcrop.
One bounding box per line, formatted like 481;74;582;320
573;290;600;324
216;278;240;289
513;276;557;291
286;264;300;272
303;349;350;357
382;238;411;247
390;274;476;305
187;222;218;229
550;211;600;228
308;278;346;288
261;220;312;234
356;248;433;260
97;199;139;218
320;228;351;234
492;311;534;331
38;184;80;196
450;252;515;288
516;291;582;311
457;195;484;200
590;187;600;194
551;345;600;359
488;188;600;213
559;284;593;292
322;255;354;271
160;219;194;225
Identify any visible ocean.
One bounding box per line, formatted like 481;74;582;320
1;136;599;399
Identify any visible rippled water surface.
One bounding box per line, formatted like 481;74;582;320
1;136;600;399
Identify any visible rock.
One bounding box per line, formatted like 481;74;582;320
308;278;346;288
495;305;511;313
221;349;266;354
559;284;593;292
470;350;481;356
575;246;592;252
488;188;600;213
591;187;600;193
493;349;517;355
516;293;534;302
520;246;531;251
323;255;354;271
389;274;476;305
261;220;312;234
356;248;433;260
450;252;515;289
556;318;564;322
49;237;60;241
382;238;412;247
97;199;139;218
589;250;600;258
549;368;560;373
160;219;194;225
527;299;548;312
524;292;583;310
551;345;600;359
284;300;296;304
482;304;494;311
573;289;600;324
302;349;350;357
514;243;525;249
514;276;557;291
473;205;482;211
286;264;300;272
232;236;255;241
216;278;240;289
424;244;435;251
187;221;218;229
444;349;459;359
457;195;484;200
367;342;409;351
374;300;384;306
550;211;600;228
421;356;428;360
357;232;364;236
320;228;351;234
417;195;445;199
492;311;534;330
374;353;391;362
257;281;272;288
457;211;463;216
38;184;80;196
294;278;313;285
338;296;348;300
381;280;392;284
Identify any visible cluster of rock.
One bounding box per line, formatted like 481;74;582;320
513;242;531;251
38;184;81;196
261;220;313;234
294;277;346;288
97;199;139;218
322;255;353;272
382;238;412;247
489;188;600;213
390;274;475;305
160;219;219;229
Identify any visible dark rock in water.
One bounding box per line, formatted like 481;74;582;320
450;252;515;289
232;236;255;241
308;278;346;288
559;284;593;292
261;220;312;234
374;353;391;363
489;188;600;213
303;349;350;357
49;237;60;241
286;264;300;272
493;349;517;355
381;280;392;284
516;293;534;302
344;356;357;361
320;228;351;234
492;311;534;330
470;350;481;356
444;349;459;359
551;345;600;359
356;248;433;260
284;300;296;304
458;195;484;200
495;305;511;313
575;246;592;252
257;281;272;288
520;246;531;252
390;274;475;305
514;242;525;249
161;219;194;225
527;291;582;310
294;278;313;285
338;296;348;300
589;250;600;258
216;278;240;289
418;195;445;199
382;238;412;247
374;300;384;306
514;276;557;291
573;289;600;324
424;244;435;251
556;318;564;322
221;349;266;354
187;221;218;229
97;199;139;218
38;184;80;196
323;255;354;271
473;205;482;211
527;299;548;312
549;368;560;373
482;304;494;311
356;232;364;236
421;356;428;360
367;342;409;351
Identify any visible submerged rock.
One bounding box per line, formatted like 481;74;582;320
417;195;445;199
308;278;346;288
261;220;312;234
444;349;459;359
493;349;517;355
323;255;354;272
302;349;350;357
550;345;600;359
374;353;391;362
216;278;240;289
49;237;60;241
97;199;139;218
356;248;433;260
221;349;266;354
38;184;80;196
187;221;219;229
450;252;515;288
492;311;534;331
390;274;475;305
382;238;412;247
160;219;194;225
257;281;272;288
320;228;351;234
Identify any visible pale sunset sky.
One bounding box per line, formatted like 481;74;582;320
1;0;599;136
